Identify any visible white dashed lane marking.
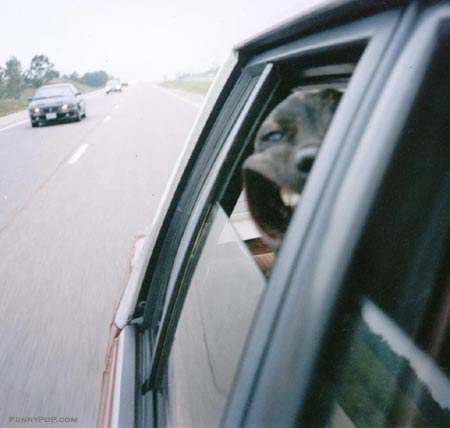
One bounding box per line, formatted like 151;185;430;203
103;115;111;123
0;119;29;132
68;144;89;164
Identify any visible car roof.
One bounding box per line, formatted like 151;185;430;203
37;83;74;90
236;0;410;56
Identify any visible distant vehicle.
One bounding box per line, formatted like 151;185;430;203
121;80;128;87
105;79;122;94
28;83;86;128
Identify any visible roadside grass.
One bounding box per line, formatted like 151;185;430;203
160;79;212;95
0;99;28;116
0;79;100;117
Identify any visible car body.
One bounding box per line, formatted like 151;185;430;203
105;79;122;94
99;1;450;427
28;83;86;127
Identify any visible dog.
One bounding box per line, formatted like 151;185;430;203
243;88;342;249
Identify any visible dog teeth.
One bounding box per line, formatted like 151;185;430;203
280;188;300;208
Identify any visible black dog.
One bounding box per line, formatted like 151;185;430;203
243;88;342;248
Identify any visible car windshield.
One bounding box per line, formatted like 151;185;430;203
33;86;74;99
107;80;118;86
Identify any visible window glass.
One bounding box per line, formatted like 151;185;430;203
143;70;262;337
167;203;265;427
33;85;74;98
329;300;450;428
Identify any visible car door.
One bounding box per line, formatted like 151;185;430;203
103;4;450;426
225;3;450;427
125;5;412;428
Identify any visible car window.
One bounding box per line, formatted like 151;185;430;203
159;83;346;427
157;65;351;427
34;85;73;98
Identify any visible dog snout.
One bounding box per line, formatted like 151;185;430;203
296;146;319;177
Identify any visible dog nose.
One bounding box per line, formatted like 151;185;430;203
296;146;319;177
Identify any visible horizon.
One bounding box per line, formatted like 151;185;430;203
1;0;329;82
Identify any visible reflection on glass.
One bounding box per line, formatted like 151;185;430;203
330;300;450;428
168;204;265;427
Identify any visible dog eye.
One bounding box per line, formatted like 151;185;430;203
261;130;284;142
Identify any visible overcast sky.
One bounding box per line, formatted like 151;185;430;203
1;0;329;82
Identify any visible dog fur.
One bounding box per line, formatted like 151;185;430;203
243;88;342;248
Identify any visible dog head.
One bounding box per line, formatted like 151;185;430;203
243;88;342;248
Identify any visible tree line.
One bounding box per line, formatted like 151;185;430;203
0;54;110;99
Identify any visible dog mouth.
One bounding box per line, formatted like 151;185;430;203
244;169;300;245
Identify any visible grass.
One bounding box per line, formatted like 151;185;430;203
0;79;101;117
160;79;212;95
0;99;28;116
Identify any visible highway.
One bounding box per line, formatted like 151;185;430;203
0;84;202;427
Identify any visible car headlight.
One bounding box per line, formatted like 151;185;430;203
61;104;69;111
34;107;40;114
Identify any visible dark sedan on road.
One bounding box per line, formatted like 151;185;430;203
28;83;86;127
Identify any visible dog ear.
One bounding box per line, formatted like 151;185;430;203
314;89;343;128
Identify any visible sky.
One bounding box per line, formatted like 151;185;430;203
1;0;329;82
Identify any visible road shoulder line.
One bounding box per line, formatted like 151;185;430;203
68;144;89;164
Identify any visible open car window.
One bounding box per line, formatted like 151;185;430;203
153;56;352;428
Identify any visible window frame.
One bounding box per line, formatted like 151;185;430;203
140;66;266;332
145;63;274;388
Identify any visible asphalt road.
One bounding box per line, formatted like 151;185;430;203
0;84;202;427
